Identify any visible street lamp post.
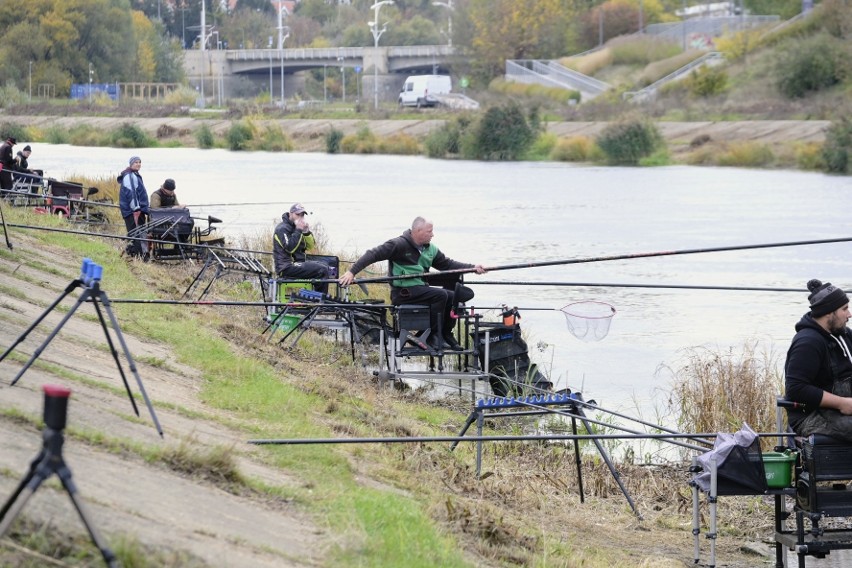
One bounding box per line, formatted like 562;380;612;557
28;61;32;101
432;0;453;47
368;1;394;110
337;56;345;103
88;62;93;102
323;64;327;102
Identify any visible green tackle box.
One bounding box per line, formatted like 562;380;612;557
762;451;796;488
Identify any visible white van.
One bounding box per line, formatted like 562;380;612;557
398;75;452;108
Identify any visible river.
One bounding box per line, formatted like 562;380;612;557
32;145;852;423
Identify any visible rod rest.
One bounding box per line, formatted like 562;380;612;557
476;392;577;410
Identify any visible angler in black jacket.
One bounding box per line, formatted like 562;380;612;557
272;203;329;294
339;216;486;351
0;135;16;190
784;279;852;438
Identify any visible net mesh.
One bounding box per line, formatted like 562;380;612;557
561;301;616;342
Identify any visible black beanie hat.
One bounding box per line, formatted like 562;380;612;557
808;279;849;317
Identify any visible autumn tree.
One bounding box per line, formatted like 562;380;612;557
0;0;182;97
459;0;575;78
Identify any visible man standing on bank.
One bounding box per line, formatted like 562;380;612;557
117;156;150;259
338;216;486;351
784;279;852;440
273;203;329;294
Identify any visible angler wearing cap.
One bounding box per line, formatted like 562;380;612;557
0;135;17;190
150;178;181;208
785;279;852;440
272;203;328;293
117;156;150;259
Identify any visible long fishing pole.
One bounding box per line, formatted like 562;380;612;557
471;281;807;293
6;222;271;256
381;365;711;451
249;431;787;445
345;235;852;285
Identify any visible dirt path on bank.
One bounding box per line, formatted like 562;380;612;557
0;235;323;567
2;115;831;153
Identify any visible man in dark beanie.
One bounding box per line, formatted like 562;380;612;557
150;178;181;208
0;136;16;190
784;278;852;440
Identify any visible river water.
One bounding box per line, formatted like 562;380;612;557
30;144;852;566
33;145;852;418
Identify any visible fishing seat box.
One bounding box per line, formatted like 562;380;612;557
796;434;852;515
149;207;194;241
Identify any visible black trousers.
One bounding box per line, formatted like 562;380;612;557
390;285;456;338
278;261;329;294
123;212;147;257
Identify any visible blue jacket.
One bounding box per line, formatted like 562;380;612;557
117;167;149;218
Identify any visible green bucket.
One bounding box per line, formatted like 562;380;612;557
763;451;796;488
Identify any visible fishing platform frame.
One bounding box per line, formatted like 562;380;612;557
691;398;852;567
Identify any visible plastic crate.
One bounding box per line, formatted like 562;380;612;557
266;313;303;333
763;451;796;488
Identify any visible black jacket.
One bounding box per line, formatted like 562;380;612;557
272;216;315;274
348;229;472;287
784;313;852;428
0;142;13;170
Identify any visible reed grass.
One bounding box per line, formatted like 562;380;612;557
662;340;783;449
716;141;775;168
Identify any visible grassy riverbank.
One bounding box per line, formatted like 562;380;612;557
0;204;788;567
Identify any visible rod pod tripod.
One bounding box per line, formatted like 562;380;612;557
0;258;163;436
0;384;117;567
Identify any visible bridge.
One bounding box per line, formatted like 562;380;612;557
184;45;455;104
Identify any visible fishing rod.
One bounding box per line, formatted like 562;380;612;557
0;187;120;209
5;222;271;256
185;201;300;208
381;366;711;451
249;431;788;445
471;281;807;293
344;235;852;285
90;297;395;309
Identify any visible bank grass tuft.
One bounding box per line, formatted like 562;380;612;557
662;340;782;449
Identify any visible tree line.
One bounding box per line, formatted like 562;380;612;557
0;0;813;98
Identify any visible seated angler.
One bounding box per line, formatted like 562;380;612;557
272;203;329;294
150;178;181;208
785;279;852;441
338;216;486;351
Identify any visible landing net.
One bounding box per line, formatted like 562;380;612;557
561;301;616;342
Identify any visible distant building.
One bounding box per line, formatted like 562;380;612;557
676;1;740;19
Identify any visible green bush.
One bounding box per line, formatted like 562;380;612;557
549;136;601;162
255;124;294;152
466;103;534;161
525;132;558;160
340;125;378;154
595;119;663;165
44;126;70;145
687;66;728;98
423;115;473;159
226;121;254;151
195;124;215;149
67;124;105;146
717;142;775;167
111;123;153;148
821;117;852;174
377;133;420;155
776;33;848;99
325;128;343;154
0;121;29;143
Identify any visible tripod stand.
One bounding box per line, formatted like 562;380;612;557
0;384;117;567
0;258;163;437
